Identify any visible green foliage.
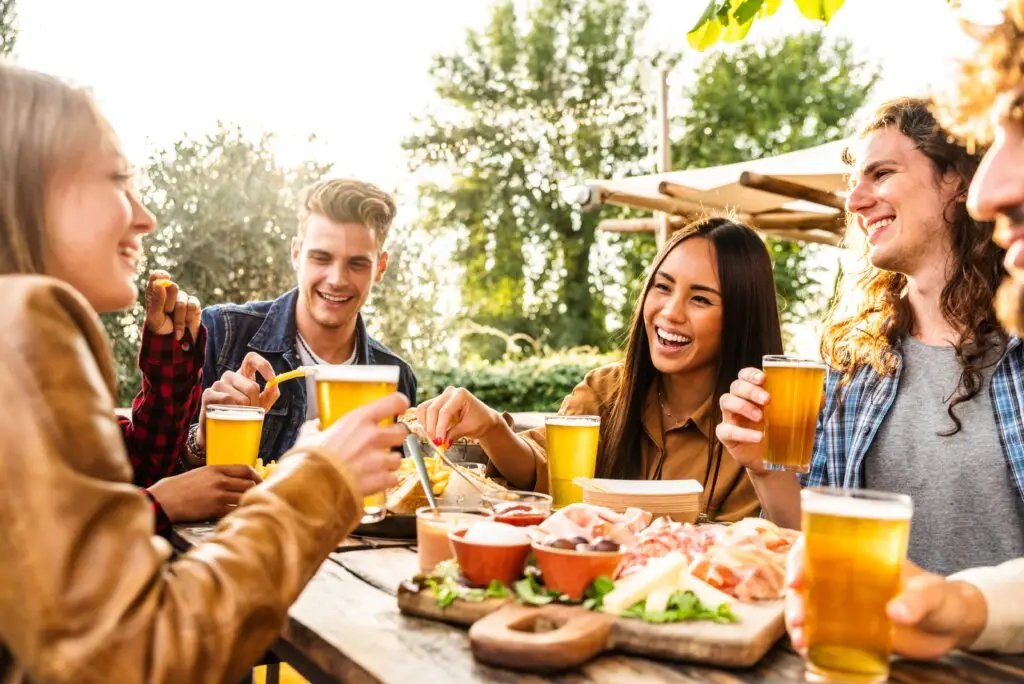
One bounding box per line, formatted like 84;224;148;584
673;31;878;330
687;0;834;50
404;0;654;361
416;348;621;412
101;124;332;404
1;0;17;56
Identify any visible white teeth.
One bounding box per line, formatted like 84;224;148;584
319;291;352;304
870;218;894;231
657;328;691;344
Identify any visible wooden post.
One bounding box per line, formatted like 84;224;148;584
655;68;671;248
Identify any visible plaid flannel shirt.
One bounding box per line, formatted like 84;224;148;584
117;326;206;536
802;337;1024;504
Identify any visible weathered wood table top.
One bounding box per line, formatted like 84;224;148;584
172;524;1024;683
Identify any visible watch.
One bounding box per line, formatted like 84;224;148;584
185;423;206;464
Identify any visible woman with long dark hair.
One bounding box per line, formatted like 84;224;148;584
418;216;783;522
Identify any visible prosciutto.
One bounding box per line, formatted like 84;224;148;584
535;503;652;545
617;516;800;600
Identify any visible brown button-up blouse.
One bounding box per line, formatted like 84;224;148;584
518;363;760;522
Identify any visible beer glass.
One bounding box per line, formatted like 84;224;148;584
762;355;826;473
316;364;401;524
205;405;265;467
801;488;913;684
545;415;600;508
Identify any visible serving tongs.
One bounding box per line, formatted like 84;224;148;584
423;439;487;497
404;433;438;510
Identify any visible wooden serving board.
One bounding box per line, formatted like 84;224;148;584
397;583;784;672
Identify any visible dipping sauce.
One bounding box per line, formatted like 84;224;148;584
492;502;551;528
415;507;490;573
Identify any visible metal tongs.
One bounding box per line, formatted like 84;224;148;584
423;439;486;497
404;433;438;509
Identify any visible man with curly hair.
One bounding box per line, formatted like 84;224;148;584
784;4;1024;660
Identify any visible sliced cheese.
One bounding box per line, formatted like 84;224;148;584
602;552;689;615
644;584;674;614
677;570;737;612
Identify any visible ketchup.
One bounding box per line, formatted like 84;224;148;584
491;502;550;528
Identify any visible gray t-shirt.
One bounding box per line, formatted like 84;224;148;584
864;336;1024;576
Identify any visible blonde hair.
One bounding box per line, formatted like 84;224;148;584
0;61;112;275
939;1;1024;145
297;178;397;249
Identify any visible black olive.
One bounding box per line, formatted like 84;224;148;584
570;536;589;546
548;537;577;550
590;539;621;553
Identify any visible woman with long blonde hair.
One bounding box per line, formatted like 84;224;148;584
0;61;407;682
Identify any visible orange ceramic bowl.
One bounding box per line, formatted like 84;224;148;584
448;528;532;587
531;542;625;600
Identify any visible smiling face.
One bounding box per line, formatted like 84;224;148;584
45;134;155;313
846;127;961;278
641;236;723;377
291;214;388;333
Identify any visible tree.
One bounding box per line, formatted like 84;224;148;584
102;124;332;403
404;0;655;360
1;0;17;56
672;30;879;329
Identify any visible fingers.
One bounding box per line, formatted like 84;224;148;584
423;386;456;441
239;352;277;384
887;575;948;627
784;537;808;653
172;290;189;341
435;388;470;444
728;376;771;407
356;449;403;496
350;393;411;432
715;422;764;445
211;464;263;481
145;275;168;317
738;367;767;386
720;392;764;423
211;373;260;407
184;295;201;341
784;536;806;590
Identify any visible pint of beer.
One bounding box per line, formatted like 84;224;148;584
315;364;401;524
762;355;826;473
205;405;265;467
545;415;600;508
801;488;913;684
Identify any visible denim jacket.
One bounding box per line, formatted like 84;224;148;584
197;289;417;462
802;337;1024;504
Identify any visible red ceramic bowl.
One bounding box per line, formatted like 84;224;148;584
531;542;625;600
448;528;532;587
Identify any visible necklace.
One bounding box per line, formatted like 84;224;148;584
296;333;326;365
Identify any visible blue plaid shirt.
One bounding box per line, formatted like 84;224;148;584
802;337;1024;503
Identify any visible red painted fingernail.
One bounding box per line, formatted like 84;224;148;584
445;440;453;449
432;437;441;446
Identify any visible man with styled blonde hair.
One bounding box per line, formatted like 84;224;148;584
184;178;416;464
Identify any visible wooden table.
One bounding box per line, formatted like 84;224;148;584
172;524;1024;683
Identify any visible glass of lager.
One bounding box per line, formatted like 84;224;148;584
315;364;401;524
762;355;826;473
801;488;913;684
545;415;600;508
205;405;265;467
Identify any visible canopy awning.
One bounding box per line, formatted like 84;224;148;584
571;140;852;246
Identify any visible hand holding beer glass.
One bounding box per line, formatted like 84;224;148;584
797;488;913;683
545;415;600;508
316;365;403;524
716;357;825;474
205;405;266;467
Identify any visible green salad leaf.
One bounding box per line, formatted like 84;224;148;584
582;576;616;611
621;590;738;624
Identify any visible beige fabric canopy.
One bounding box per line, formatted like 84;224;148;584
575;140;852;246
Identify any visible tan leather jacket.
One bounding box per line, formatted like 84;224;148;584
0;276;362;683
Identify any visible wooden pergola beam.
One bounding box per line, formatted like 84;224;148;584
739;171;846;211
598;187;716;217
599;214;845;247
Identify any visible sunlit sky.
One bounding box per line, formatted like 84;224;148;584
16;0;979;191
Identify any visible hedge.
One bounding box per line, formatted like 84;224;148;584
415;349;622;413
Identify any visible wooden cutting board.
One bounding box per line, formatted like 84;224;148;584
397;583;785;672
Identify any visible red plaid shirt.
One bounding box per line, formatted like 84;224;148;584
117;326;206;536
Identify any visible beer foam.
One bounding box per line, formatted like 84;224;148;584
545;415;600;427
762;356;826;369
802;491;912;520
315;364;401;383
207;406;265;421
